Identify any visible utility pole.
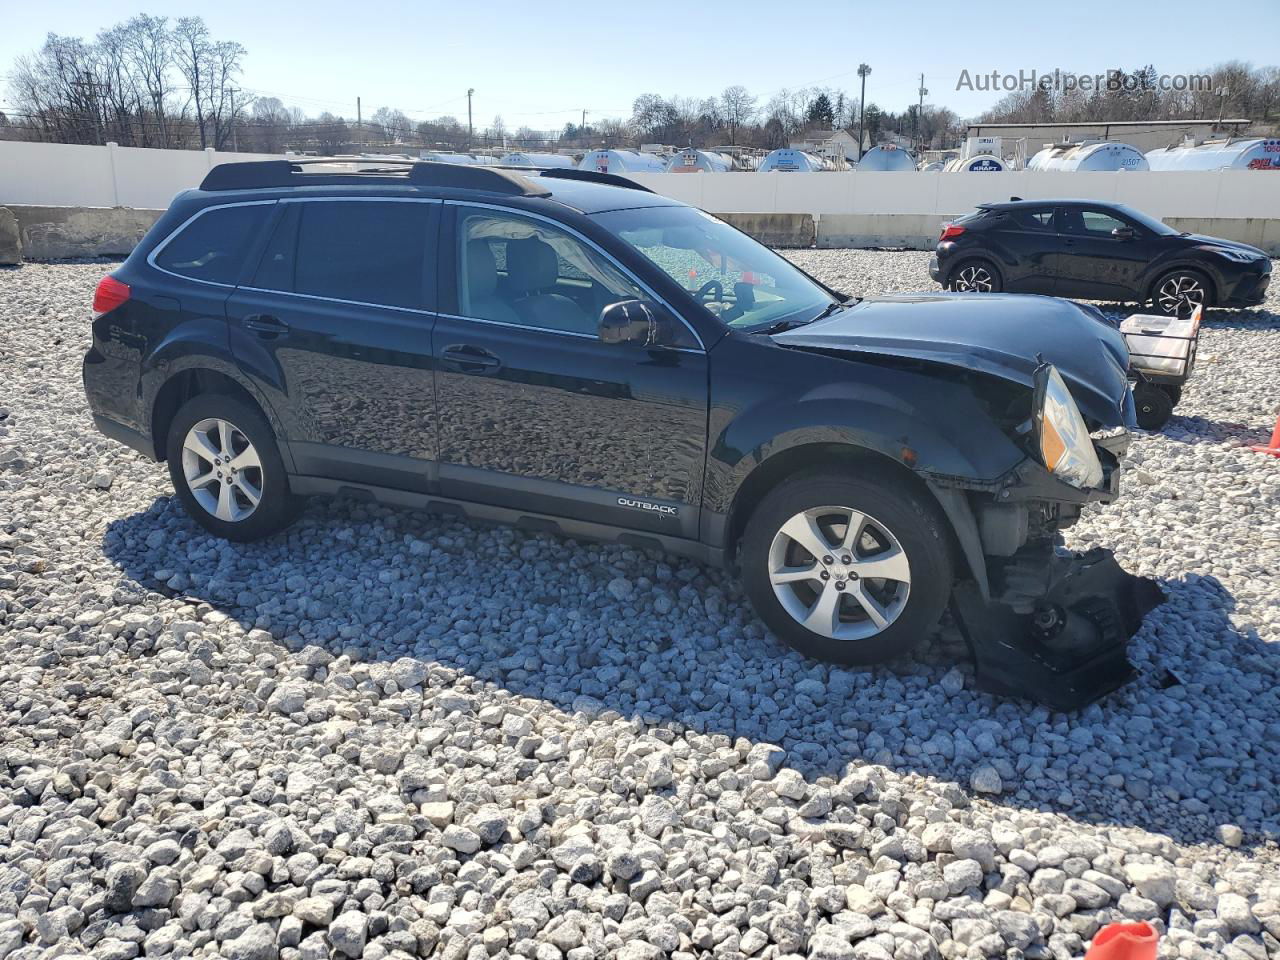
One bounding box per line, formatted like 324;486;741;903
227;87;240;152
915;74;928;154
582;108;588;131
467;88;475;150
856;63;871;161
356;96;362;143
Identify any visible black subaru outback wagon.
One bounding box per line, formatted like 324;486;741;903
84;159;1159;707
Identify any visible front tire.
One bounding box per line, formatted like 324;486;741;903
740;470;954;665
165;394;300;542
947;259;1002;294
1152;269;1211;316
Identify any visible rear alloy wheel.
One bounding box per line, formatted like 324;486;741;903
1153;270;1209;316
948;261;1001;293
166;394;300;542
741;470;953;665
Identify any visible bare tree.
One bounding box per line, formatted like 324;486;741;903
122;14;180;147
720;85;756;145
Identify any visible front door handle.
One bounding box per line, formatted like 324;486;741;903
441;344;501;374
242;314;290;337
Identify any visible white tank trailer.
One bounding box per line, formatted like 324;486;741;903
578;150;669;174
1145;138;1280;172
499;152;576;169
855;144;918;171
666;148;732;173
757;149;831;172
1027;141;1149;172
944;154;1007;172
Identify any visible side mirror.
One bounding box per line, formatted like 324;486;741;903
599;299;672;346
1111;226;1135;241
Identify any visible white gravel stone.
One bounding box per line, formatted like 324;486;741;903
0;257;1276;960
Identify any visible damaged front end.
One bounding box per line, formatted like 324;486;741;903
934;370;1164;711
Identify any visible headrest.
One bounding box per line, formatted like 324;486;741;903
506;237;559;294
466;240;498;297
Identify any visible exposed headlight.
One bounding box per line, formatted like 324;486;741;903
1033;364;1104;489
1211;248;1261;263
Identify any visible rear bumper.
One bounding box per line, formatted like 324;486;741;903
92;414;159;461
929;255;944;283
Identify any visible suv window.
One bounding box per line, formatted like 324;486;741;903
154;203;271;285
253;200;432;309
1008;208;1055;231
457;209;645;336
1063;208;1131;238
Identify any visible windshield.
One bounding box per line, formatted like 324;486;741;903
592;205;836;329
1113;204;1181;236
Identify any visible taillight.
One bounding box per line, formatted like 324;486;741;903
939;224;966;241
92;275;131;315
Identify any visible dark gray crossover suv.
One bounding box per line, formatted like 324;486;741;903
84;159;1161;707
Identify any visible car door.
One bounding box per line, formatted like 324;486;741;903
994;206;1060;294
1055;206;1153;301
227;197;442;492
432;203;708;540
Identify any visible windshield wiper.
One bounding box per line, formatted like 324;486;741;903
759;300;845;335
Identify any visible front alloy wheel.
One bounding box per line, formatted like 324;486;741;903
768;506;911;641
740;470;954;666
1155;272;1206;316
182;417;263;522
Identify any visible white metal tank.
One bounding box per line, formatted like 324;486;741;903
757;149;829;172
578;150;668;174
943;154;1006;172
666;148;732;173
1027;141;1149;172
499;152;575;169
1145;138;1280;171
855;144;917;171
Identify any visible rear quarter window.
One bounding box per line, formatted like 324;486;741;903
153;203;272;285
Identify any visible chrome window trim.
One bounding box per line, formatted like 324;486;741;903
435;311;703;355
446;199;706;352
236;286;436;317
146;199;278;289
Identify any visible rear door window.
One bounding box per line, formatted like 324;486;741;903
1008;208;1056;231
255;200;433;309
154;203;272;285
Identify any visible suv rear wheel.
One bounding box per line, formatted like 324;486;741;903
740;470;954;665
947;259;1002;293
166;394;300;541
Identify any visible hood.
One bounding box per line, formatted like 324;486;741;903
773;293;1133;427
1183;234;1270;260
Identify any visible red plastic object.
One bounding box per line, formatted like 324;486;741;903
939;223;966;241
1250;411;1280;458
92;275;131;316
1084;922;1158;960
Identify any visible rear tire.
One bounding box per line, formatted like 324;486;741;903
740;469;954;665
165;394;300;542
1160;384;1182;407
947;259;1002;293
1133;383;1174;430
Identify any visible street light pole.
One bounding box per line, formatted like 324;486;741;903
467;88;475;150
916;74;928;154
857;64;871;161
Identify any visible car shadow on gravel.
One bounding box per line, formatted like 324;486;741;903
103;496;1278;847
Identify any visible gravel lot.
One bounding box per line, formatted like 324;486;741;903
1;253;1279;960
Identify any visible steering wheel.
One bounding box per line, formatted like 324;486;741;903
694;279;724;303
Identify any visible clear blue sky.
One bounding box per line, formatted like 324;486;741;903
3;0;1277;129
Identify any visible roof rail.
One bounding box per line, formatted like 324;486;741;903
200;159;549;197
539;168;653;193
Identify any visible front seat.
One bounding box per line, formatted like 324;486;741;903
464;240;520;325
505;237;591;334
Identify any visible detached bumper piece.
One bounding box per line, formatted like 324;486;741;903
950;545;1164;711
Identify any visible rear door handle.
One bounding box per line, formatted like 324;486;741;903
242;314;290;336
441;344;501;374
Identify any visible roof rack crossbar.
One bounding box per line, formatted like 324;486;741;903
539;168;653;193
200;159;549;197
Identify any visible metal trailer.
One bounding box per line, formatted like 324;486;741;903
1120;306;1202;429
757;149;830;172
1145;137;1280;171
1027;141;1149;172
578;150;669;174
499;152;576;169
666;148;732;173
855;144;918;171
943;154;1007;172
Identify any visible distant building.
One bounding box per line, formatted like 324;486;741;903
790;128;859;166
965;119;1252;155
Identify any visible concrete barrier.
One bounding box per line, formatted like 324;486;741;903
0;208;21;265
719;213;815;248
816;214;944;250
8;205;163;260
